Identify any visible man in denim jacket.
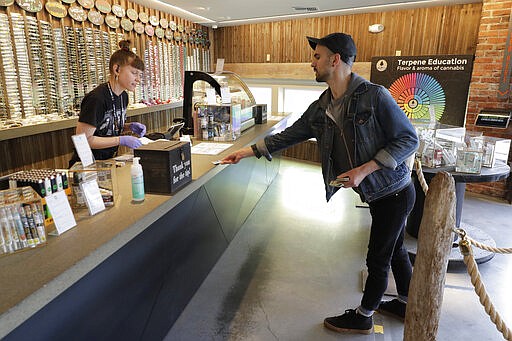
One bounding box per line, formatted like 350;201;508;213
221;32;419;335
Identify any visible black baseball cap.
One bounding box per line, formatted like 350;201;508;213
307;33;357;63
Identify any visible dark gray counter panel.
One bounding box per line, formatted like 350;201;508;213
5;155;281;341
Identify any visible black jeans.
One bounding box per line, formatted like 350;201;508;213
361;181;415;311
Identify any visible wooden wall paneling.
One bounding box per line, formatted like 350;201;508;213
341;14;358;40
284;20;293;62
282;140;320;163
404;9;422;55
231;25;238;61
213;26;219;61
252;25;258;61
270;22;280;63
365;12;386;56
280;21;290;62
236;25;244;62
263;23;271;63
215;24;225;62
401;8;430;55
401;9;420;55
208;26;214;66
224;23;231;61
447;6;471;53
214;3;482;63
424;8;441;52
0;139;14;174
224;23;233;62
389;11;412;56
292;20;303;63
245;25;251;59
441;4;479;53
438;7;455;53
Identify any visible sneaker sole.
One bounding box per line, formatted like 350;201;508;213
376;308;405;322
323;320;373;335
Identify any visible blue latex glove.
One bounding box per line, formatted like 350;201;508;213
119;135;142;149
129;122;146;137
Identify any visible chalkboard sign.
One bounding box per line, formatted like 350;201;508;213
475;110;510;129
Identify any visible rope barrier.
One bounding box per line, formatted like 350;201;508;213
458;236;512;341
414;158;429;194
414;159;511;340
465;237;512;254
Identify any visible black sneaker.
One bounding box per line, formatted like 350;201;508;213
377;299;406;321
324;309;373;335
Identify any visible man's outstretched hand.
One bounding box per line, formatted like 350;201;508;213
220;147;254;164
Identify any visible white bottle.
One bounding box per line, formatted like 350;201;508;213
131;157;145;202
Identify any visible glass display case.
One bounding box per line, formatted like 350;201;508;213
414;122;465;168
68;161;117;209
455;130;484;173
455;147;483;173
183;71;256;139
0;186;46;255
195;104;242;141
480;136;511;168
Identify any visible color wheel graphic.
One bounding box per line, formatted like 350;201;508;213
389;73;445;121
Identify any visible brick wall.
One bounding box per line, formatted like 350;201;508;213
465;0;512;200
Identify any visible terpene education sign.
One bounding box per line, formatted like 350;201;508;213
370;55;474;126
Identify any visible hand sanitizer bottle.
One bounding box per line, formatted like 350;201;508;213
131;157;145;202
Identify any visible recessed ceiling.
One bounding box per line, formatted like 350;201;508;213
132;0;480;27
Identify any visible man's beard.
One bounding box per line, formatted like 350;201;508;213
315;73;326;82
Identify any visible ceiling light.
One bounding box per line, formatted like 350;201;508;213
292;6;319;12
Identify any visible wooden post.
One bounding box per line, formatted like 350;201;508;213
404;171;456;340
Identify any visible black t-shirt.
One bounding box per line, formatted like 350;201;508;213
78;83;129;160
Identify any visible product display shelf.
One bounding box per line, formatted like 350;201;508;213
0;101;184;142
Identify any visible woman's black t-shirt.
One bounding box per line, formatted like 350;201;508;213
78;82;129;160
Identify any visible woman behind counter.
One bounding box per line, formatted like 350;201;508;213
71;40;146;165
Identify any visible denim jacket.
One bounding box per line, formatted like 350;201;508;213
257;73;419;203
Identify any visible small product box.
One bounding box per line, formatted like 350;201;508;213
134;140;192;194
456;147;483;174
68;161;117;208
481;136;511;168
195;104;241;141
253;104;267;124
0;186;47;256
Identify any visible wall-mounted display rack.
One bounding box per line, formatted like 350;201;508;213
0;0;211;133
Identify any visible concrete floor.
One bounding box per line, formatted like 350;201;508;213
166;158;512;341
